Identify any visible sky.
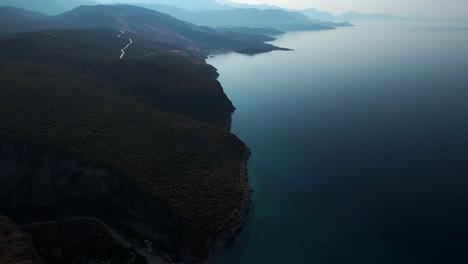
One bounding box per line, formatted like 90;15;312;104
228;0;468;18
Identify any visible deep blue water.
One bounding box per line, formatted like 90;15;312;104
208;21;468;264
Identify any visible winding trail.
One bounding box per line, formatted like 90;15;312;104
117;30;133;60
20;216;167;264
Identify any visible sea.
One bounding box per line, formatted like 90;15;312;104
208;20;468;264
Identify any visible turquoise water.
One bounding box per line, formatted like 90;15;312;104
208;21;468;264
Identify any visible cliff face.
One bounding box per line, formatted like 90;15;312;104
24;218;145;263
0;215;41;264
0;140;249;262
0;142;176;235
0;142;126;209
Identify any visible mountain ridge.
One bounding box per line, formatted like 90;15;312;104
0;0;98;15
0;5;288;55
137;5;350;31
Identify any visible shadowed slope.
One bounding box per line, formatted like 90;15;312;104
0;28;250;261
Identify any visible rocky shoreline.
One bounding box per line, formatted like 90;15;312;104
208;143;252;263
199;62;253;263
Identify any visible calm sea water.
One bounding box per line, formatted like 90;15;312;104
208;21;468;264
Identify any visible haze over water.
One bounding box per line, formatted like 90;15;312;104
208;21;468;264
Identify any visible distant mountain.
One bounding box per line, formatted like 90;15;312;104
299;8;338;21
299;8;399;21
99;3;351;32
337;11;400;21
217;30;276;42
55;5;238;50
128;0;396;23
0;5;45;18
0;5;287;54
133;0;278;10
135;3;194;20
193;8;349;31
216;0;281;10
217;2;397;22
216;27;285;36
138;5;344;31
101;0;223;10
0;0;98;15
0;6;50;33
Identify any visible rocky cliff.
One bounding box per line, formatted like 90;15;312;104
0;215;41;264
0;141;178;241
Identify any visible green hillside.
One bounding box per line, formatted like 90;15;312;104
0;29;235;125
0;28;249;261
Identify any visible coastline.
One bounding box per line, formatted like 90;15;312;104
202;60;253;263
208;142;252;263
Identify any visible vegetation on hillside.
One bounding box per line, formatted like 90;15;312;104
0;29;235;125
0;28;248;260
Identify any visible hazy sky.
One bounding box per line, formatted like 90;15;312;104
229;0;468;18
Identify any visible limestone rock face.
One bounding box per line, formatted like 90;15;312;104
0;142;121;208
0;215;41;264
0;141;176;241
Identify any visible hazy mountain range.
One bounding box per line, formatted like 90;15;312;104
0;0;398;22
0;0;355;32
219;0;400;20
0;5;289;54
299;8;400;21
108;0;400;22
136;4;352;31
0;0;98;15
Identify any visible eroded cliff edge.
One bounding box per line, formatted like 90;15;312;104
0;138;250;262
